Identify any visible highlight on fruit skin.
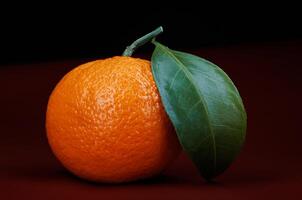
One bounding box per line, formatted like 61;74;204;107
46;56;181;183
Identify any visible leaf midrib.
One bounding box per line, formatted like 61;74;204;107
155;42;217;171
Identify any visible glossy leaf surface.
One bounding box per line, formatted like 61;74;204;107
151;41;247;180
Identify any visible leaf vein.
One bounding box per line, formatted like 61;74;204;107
156;43;217;171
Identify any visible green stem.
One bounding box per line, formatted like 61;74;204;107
122;26;163;56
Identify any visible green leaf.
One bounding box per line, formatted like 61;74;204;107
151;41;247;180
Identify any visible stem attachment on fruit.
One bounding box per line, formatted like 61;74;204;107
122;26;163;56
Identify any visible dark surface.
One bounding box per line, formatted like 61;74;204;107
1;41;302;199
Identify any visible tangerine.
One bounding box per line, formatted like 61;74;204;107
46;56;181;183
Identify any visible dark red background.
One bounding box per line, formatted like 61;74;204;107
1;40;301;199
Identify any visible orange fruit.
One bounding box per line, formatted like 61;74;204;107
46;56;181;183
